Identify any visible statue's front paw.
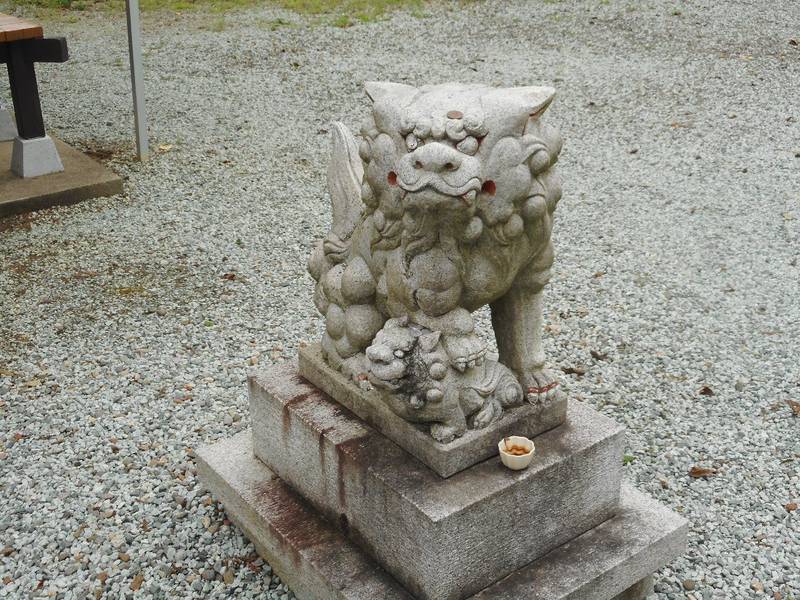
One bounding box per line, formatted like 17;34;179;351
521;369;561;405
342;355;371;389
430;423;464;444
442;333;487;373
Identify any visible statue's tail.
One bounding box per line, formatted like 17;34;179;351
309;122;364;282
325;122;364;252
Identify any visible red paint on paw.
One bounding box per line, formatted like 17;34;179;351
527;381;559;395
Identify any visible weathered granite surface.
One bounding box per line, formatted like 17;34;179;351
0;106;16;142
197;431;687;600
250;363;623;600
197;431;412;600
307;83;566;442
299;344;566;477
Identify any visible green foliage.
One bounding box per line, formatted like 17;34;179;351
2;0;427;24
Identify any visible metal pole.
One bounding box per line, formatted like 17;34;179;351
125;0;148;161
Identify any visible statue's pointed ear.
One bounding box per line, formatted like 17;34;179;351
364;81;417;103
504;86;556;117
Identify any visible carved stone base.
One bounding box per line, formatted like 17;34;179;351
11;135;64;178
198;431;687;600
298;343;567;477
250;363;625;600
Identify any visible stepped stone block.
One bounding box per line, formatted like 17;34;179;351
299;343;567;478
249;364;625;600
197;431;687;600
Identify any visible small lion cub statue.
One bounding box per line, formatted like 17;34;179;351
308;82;563;443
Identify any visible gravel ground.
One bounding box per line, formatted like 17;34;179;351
1;0;799;598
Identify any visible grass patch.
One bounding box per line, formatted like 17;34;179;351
257;16;297;30
112;285;148;297
2;0;427;24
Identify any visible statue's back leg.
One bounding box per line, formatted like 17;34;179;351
316;254;386;380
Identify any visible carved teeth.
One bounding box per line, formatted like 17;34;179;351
462;190;477;203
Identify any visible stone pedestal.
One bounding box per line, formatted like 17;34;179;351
298;343;567;478
198;363;687;600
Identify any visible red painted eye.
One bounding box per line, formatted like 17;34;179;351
388;171;398;186
481;180;496;195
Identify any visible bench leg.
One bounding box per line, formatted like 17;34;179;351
5;42;63;177
6;41;46;139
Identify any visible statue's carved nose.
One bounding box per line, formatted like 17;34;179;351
409;143;463;174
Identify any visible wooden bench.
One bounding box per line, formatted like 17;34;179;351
0;12;68;177
0;13;43;43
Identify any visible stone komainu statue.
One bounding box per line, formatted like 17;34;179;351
308;82;563;442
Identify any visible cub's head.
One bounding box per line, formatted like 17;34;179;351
365;318;451;408
357;82;563;242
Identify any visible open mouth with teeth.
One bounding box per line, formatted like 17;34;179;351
399;179;482;210
399;175;482;197
367;371;406;391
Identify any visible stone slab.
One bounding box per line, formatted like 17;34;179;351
0;137;123;217
197;430;688;600
250;364;625;600
298;342;567;478
197;431;412;600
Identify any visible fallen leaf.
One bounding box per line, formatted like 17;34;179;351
562;366;587;376
786;399;800;416
785;502;798;512
130;573;144;591
590;350;609;361
97;572;108;584
1;546;14;557
72;270;99;280
689;465;717;478
157;144;173;152
790;38;798;46
592;271;606;278
221;272;236;281
223;569;235;585
698;385;715;396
